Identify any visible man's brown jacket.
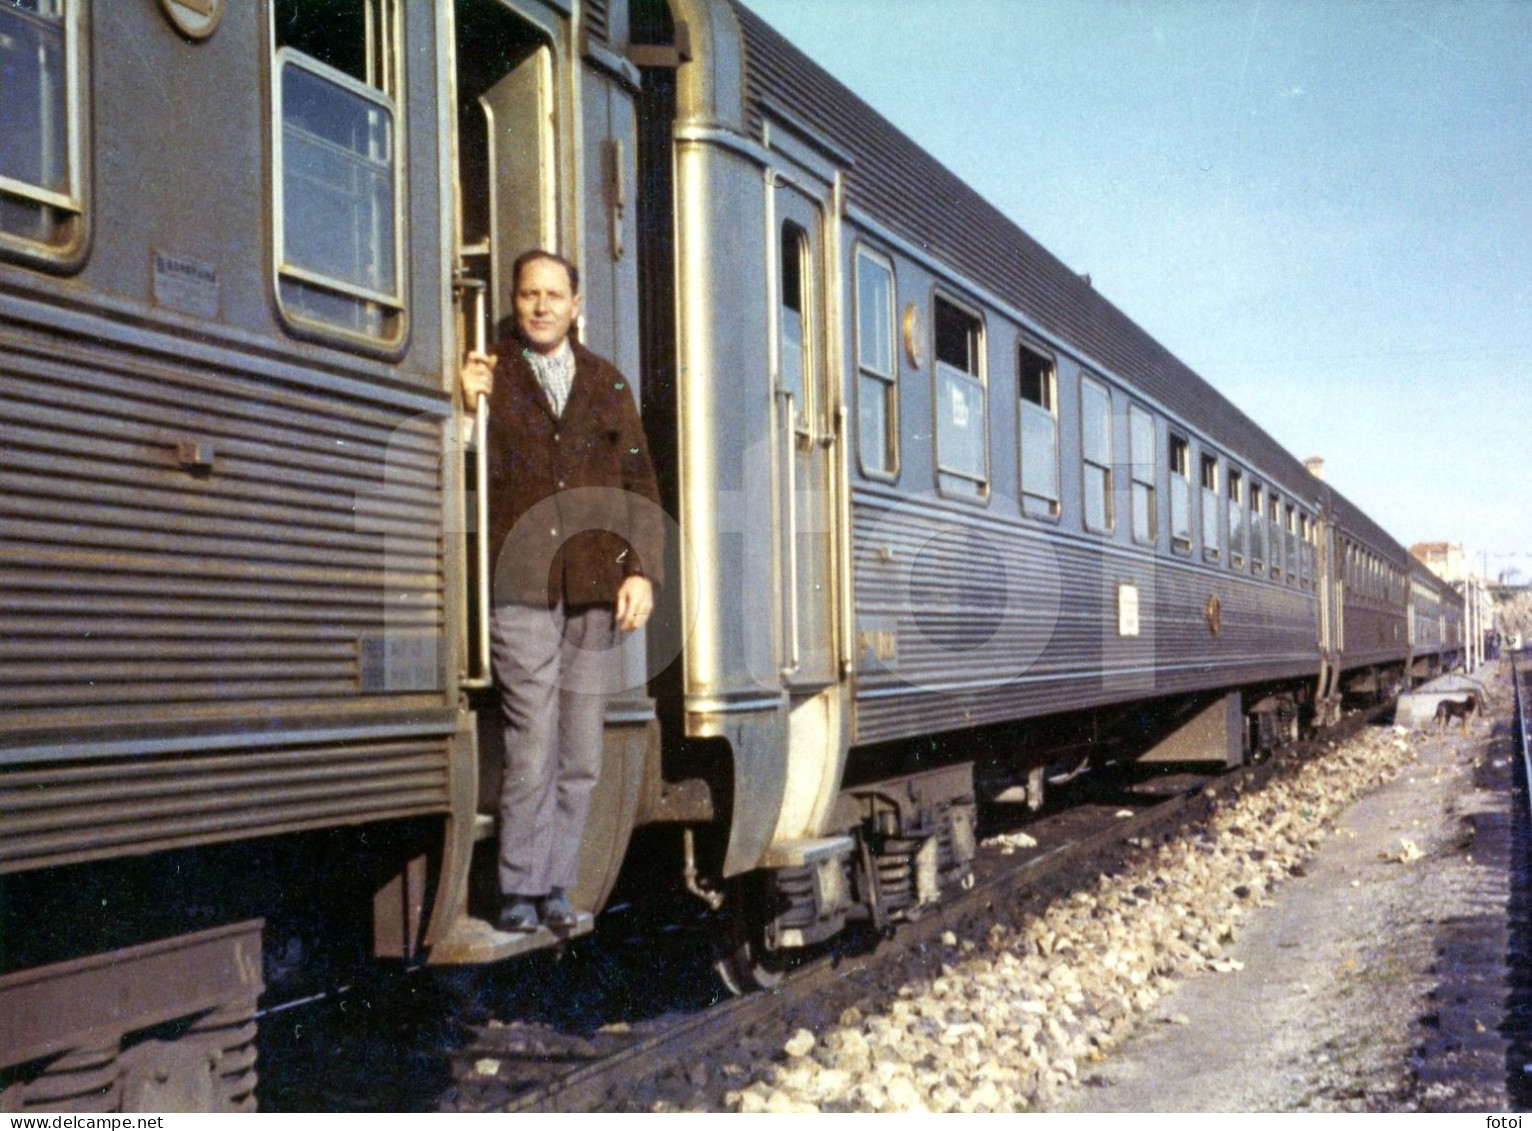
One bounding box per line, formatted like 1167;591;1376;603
484;340;664;608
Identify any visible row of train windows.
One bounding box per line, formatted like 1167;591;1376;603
1;0;402;344
852;245;1320;587
1346;544;1402;603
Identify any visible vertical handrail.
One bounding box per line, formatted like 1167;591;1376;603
835;402;855;680
459;277;493;690
780;388;800;677
473;391;491;684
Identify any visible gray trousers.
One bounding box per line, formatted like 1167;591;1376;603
490;601;620;897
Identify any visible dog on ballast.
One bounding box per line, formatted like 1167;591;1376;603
1433;694;1478;733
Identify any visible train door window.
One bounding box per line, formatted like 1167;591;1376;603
1268;495;1282;579
1079;375;1113;533
0;0;84;257
1249;483;1264;572
1228;469;1245;568
1018;341;1059;519
1200;453;1221;561
934;294;987;499
272;0;404;344
1299;513;1312;588
1168;434;1192;552
780;221;812;431
855;246;898;478
1127;403;1156;544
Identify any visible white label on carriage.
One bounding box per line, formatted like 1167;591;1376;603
950;384;969;427
1118;582;1140;637
153;250;220;318
858;617;899;667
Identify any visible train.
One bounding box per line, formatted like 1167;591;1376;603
0;0;1466;1111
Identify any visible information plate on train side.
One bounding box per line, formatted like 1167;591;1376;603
1118;583;1140;637
152;251;220;319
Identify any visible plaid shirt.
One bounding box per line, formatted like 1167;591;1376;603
527;340;576;418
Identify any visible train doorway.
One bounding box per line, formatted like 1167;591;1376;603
445;3;645;944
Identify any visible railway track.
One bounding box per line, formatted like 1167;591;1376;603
440;704;1389;1113
1509;655;1532;1110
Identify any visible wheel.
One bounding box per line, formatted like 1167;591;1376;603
712;929;786;996
710;878;787;996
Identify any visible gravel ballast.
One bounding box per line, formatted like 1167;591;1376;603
641;672;1515;1113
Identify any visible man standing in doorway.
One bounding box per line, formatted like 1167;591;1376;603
461;250;663;933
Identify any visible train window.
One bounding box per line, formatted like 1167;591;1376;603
934;294;987;498
272;0;404;342
0;0;84;256
1200;454;1221;561
1018;342;1059;519
1228;468;1245;568
1080;376;1113;533
1299;513;1312;587
1249;483;1264;572
778;221;819;440
1284;504;1298;585
1269;495;1282;579
1128;404;1156;543
1168;435;1192;551
855;247;898;478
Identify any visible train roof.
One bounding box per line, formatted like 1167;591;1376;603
1327;486;1409;564
729;1;1406;557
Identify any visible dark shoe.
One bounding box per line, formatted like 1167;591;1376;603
541;887;577;930
498;896;540;933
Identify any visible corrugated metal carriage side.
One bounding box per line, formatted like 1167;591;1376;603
0;318;453;871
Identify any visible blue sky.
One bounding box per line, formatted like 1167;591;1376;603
746;0;1532;581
